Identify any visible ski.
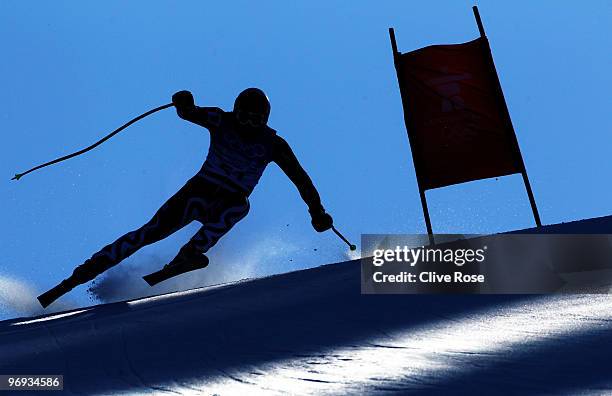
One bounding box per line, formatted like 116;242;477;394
38;280;74;308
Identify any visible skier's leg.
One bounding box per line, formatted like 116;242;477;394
72;178;211;284
40;195;193;309
38;178;219;308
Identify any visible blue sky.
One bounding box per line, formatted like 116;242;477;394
1;1;610;314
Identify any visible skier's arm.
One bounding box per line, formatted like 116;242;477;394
273;137;333;232
172;91;223;129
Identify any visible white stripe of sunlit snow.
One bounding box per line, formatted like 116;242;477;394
12;309;90;326
147;294;612;395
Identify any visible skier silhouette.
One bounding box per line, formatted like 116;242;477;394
39;88;333;307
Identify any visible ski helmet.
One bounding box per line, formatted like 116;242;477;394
233;88;270;127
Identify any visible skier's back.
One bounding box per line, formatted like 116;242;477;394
38;88;333;307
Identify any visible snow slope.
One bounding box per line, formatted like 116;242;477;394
2;215;612;395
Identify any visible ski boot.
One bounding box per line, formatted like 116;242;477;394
37;258;101;308
143;247;209;287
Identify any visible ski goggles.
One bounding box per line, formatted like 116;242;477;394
235;110;266;127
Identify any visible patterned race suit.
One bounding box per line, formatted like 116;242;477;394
76;105;324;282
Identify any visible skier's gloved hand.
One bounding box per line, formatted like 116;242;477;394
310;208;333;232
172;90;195;112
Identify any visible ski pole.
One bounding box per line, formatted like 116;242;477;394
332;226;356;251
11;103;174;181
